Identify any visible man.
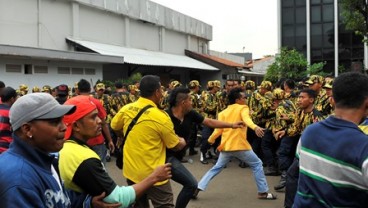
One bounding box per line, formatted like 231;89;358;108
305;75;329;117
0;93;119;207
56;84;69;104
294;72;368;207
111;75;186;208
274;89;324;192
194;88;276;200
200;80;221;164
166;87;244;208
0;87;18;154
188;80;202;155
59;95;172;208
77;79;115;165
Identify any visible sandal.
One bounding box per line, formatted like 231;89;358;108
258;192;277;200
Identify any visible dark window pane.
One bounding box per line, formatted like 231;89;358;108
311;0;321;5
323;23;334;47
296;7;306;23
283;8;295;25
296;25;306;36
339;33;352;47
323;61;334;74
311;24;322;35
352;48;364;59
282;0;294;7
352;34;364;47
323;0;333;3
311;35;323;48
283;36;296;48
322;4;334;22
323;48;334;59
295;36;307;50
311;6;321;23
311;49;323;59
295;0;306;6
339;48;351;59
283;26;294;37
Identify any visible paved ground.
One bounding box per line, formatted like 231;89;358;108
107;151;285;208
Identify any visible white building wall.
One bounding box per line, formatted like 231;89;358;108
0;58;103;89
130;19;160;51
165;30;187;55
79;5;125;46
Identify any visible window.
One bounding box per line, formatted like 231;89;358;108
282;8;295;25
58;67;70;74
295;7;306;24
24;64;32;74
311;0;321;5
5;64;21;73
311;6;321;23
282;0;294;7
85;68;95;75
72;68;84;75
322;4;334;22
34;66;48;74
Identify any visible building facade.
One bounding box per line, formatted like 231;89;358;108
278;0;365;75
0;0;221;89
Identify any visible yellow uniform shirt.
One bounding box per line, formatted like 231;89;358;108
111;97;179;185
208;104;257;151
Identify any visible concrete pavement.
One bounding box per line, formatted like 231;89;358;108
107;152;285;208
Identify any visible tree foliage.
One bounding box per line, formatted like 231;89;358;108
340;0;368;42
264;48;326;83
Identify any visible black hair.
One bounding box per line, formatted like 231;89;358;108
168;87;190;108
228;87;243;105
139;75;161;98
0;87;17;102
115;81;123;89
78;79;91;93
299;88;317;99
284;79;295;89
0;81;5;88
333;72;368;109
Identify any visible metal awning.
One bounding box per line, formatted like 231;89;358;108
0;44;124;64
67;38;218;71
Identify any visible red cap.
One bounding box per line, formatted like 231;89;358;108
63;96;97;139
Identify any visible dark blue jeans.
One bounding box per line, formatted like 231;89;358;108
167;156;198;208
261;130;279;166
200;126;213;154
285;158;299;208
277;135;299;171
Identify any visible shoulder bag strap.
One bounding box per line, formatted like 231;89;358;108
123;105;153;145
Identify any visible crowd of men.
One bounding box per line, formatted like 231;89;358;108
0;71;368;208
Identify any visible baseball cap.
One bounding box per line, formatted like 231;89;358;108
9;93;76;131
128;85;140;92
96;83;105;91
57;84;69;96
19;84;28;91
32;86;40;93
323;79;334;89
260;81;272;91
189;80;201;88
273;88;285;100
170;80;181;88
305;75;324;85
63;96;97;139
42;85;51;93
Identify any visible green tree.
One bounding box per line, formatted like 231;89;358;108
265;48;326;83
340;0;368;43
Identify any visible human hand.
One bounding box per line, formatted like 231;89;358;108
232;121;245;128
274;130;286;140
255;127;265;138
108;141;115;154
152;163;172;182
91;192;121;208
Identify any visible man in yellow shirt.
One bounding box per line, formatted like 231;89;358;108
194;87;277;200
111;75;186;208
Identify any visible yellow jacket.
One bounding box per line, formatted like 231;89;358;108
208;104;258;151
